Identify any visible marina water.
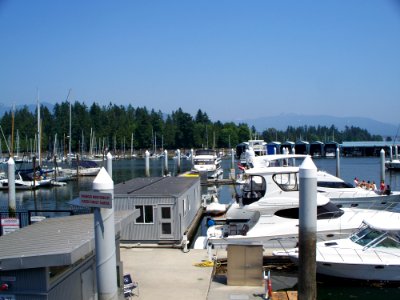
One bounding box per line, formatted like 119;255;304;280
1;156;400;299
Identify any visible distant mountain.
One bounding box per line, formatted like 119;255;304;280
235;113;398;137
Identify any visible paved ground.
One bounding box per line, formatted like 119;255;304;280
120;247;297;300
120;247;213;300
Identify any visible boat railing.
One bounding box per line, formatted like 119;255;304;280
318;246;400;263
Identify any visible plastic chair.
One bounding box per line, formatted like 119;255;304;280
124;273;139;298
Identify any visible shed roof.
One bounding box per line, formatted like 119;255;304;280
114;176;199;197
0;210;135;271
341;141;399;148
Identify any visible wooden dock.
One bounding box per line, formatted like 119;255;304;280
272;291;298;300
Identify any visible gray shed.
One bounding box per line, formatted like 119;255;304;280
0;210;135;300
114;176;201;246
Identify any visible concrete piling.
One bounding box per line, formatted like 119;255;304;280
335;147;341;178
145;150;150;177
380;148;385;183
291;147;296;166
298;156;317;300
106;152;113;178
164;149;168;176
176;149;181;174
93;168;118;300
8;157;16;214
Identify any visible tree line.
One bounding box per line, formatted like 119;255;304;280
0;101;383;156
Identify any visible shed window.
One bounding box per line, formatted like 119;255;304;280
161;223;172;234
135;205;154;224
161;207;171;219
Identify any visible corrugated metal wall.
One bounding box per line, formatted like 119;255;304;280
115;180;201;243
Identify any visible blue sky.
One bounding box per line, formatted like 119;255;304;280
1;1;399;124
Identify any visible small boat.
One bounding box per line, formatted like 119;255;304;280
280;216;400;281
191;149;223;179
385;159;400;170
63;160;101;176
0;172;43;190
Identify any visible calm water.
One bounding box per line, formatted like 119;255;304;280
1;156;400;299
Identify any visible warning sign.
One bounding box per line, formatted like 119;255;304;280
1;218;20;235
79;191;113;208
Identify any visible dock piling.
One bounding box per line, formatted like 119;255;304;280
93;168;118;300
145;150;150;177
298;156;317;300
176;149;181;174
380;148;385;183
336;147;341;178
7;157;16;214
164;149;168;176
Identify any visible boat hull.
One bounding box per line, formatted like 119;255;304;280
315;262;400;281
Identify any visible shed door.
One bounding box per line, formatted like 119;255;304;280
159;205;174;239
81;267;96;300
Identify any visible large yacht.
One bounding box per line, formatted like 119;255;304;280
191;149;223;179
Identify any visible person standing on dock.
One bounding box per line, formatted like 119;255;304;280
245;147;255;168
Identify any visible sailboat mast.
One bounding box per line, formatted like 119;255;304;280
37;92;41;164
69;101;72;158
11;105;15;158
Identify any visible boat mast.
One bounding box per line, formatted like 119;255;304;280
69;101;72;160
11;104;15;158
37;91;41;164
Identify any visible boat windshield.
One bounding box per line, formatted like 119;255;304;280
194;159;215;165
317;181;354;188
350;227;383;246
350;225;400;249
273;172;298;191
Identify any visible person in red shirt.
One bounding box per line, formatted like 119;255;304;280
380;180;385;194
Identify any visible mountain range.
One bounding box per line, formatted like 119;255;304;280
1;104;397;138
232;113;398;137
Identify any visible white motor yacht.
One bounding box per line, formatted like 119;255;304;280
249;154;400;210
194;158;400;250
191;149;223;179
278;215;400;281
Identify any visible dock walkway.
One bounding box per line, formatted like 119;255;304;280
120;247;297;300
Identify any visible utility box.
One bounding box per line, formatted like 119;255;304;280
227;244;263;286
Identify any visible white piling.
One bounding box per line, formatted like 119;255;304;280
335;147;341;178
230;148;236;179
106;152;113;178
8;158;16;213
291;147;296;166
164;149;168;176
231;148;235;168
190;148;194;165
380;149;385;183
298;156;317;300
389;145;393;161
273;147;277;155
176;149;181;174
145;150;150;177
395;145;399;160
93;168;118;300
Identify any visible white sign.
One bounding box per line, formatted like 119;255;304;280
79;191;113;208
1;218;20;235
